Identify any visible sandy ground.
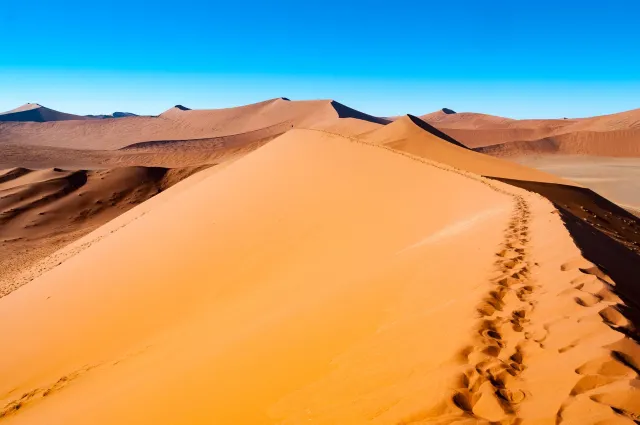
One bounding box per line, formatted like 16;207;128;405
0;166;209;297
0;122;638;424
514;155;640;215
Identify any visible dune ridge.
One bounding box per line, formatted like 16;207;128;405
351;114;567;183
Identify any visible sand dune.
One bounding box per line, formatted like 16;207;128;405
0;98;390;289
417;107;640;208
362;114;567;183
568;108;640;132
0;134;271;170
308;117;384;136
0;98;389;171
160;98;388;129
0;103;92;123
0;98;387;151
0;131;508;423
0;165;207;297
421;107;640;157
477;129;640;157
1;117;639;425
0;104;136;122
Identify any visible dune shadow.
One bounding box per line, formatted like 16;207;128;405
330;101;391;125
406;115;470;149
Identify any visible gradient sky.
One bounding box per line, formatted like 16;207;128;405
1;0;639;118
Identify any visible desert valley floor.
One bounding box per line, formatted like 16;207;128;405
0;100;639;424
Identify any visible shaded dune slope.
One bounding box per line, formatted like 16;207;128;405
0;104;91;123
492;178;640;328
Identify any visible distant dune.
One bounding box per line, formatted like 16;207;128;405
421;107;640;156
0;97;392;288
362;114;566;183
86;112;138;119
0;98;388;153
0;104;140;122
0;103;93;122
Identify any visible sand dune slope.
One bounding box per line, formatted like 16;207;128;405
1;129;638;424
477;129;640;157
0;104;91;122
0;165;207;297
421;108;640;157
0;98;392;298
420;109;577;149
362;114;568;183
159;98;388;132
0;133;274;169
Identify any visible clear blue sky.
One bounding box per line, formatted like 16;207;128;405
1;0;639;118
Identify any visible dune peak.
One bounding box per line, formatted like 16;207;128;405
404;114;469;148
0;103;92;121
11;103;44;113
328;100;390;125
442;107;456;114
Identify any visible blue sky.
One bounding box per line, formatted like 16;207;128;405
1;0;639;118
